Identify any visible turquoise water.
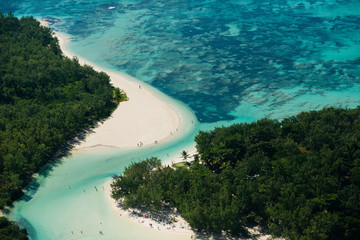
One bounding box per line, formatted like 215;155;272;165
4;0;360;122
10;136;199;240
1;0;360;239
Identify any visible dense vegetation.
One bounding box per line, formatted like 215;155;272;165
0;217;27;240
112;107;360;239
0;13;125;237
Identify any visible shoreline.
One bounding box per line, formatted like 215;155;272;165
39;20;197;151
104;179;194;238
39;19;196;238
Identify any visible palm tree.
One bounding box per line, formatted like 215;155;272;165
181;150;189;161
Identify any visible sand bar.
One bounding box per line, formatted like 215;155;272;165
39;20;196;151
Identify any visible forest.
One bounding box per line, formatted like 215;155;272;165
112;107;360;239
0;13;125;238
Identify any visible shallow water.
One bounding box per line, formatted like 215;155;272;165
8;89;199;240
1;0;360;239
11;140;198;240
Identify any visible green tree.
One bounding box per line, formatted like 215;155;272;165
0;13;126;237
112;107;360;239
181;150;189;160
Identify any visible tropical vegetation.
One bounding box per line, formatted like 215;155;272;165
0;13;126;238
111;107;360;239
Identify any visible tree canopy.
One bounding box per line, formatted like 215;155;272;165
0;217;28;240
0;13;126;238
112;107;360;239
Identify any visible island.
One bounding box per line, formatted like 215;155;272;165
111;107;360;240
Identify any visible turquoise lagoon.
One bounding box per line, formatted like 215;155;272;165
1;0;360;239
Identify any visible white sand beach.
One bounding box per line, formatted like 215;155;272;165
104;180;194;238
38;19;197;239
39;20;195;150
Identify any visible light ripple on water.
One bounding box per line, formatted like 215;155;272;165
4;0;359;122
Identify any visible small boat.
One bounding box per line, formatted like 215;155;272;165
108;6;116;10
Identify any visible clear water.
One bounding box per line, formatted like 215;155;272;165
1;0;360;239
4;0;360;123
10;136;199;240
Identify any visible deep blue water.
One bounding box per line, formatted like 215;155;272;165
2;0;360;123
